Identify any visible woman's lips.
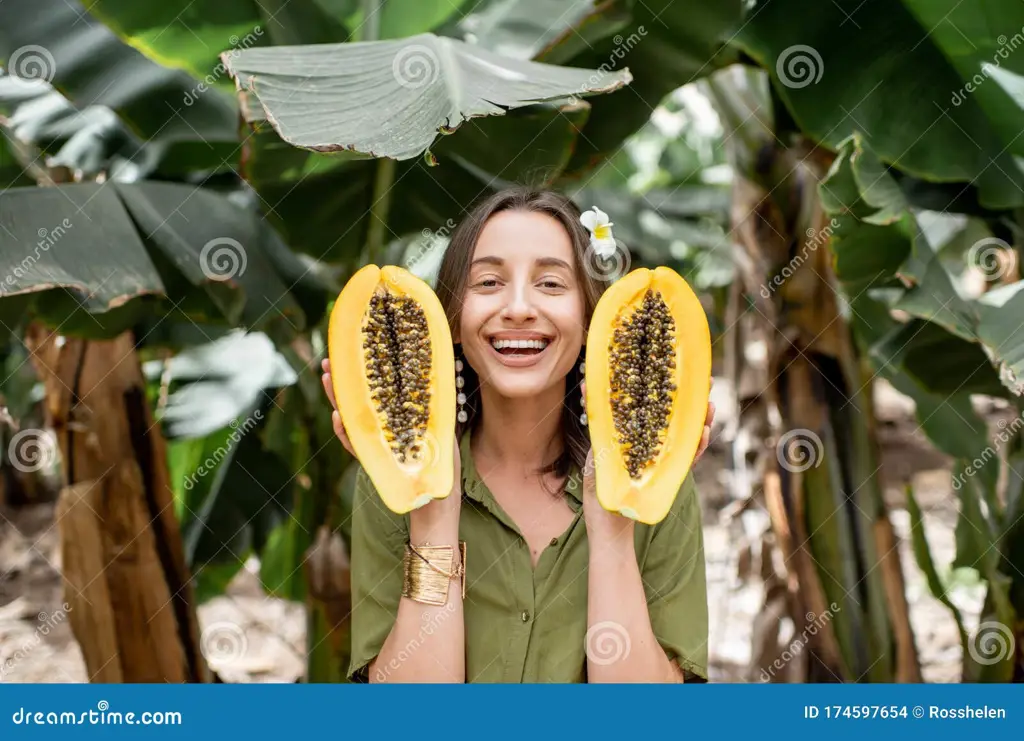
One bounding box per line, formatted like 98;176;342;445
487;340;551;367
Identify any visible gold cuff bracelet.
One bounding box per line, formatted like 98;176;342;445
401;542;466;606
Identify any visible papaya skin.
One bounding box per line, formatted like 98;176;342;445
328;265;456;514
585;267;712;525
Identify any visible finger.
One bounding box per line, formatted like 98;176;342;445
321;358;330;373
696;426;710;459
332;410;354;455
706;401;716;428
321;371;338;410
580;380;587;410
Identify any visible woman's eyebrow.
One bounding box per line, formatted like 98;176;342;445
470;256;504;267
536;257;572;270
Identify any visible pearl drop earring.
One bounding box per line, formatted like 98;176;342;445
455;356;467;424
578;360;587;426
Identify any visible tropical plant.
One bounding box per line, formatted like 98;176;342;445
6;0;1021;685
703;0;1024;681
0;0;747;683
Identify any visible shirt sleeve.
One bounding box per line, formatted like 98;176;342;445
641;473;709;681
346;465;409;683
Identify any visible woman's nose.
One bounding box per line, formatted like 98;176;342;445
501;283;537;322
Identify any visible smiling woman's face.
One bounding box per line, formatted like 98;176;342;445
457;209;585;399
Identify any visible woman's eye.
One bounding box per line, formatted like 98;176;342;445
478;279;499;288
541;280;564;289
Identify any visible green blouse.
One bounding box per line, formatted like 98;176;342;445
347;431;709;683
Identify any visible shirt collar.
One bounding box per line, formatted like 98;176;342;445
459;430;584;509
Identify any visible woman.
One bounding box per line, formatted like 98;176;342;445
320;188;714;683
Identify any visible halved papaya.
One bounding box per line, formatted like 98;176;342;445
328;265;455;514
585;267;711;524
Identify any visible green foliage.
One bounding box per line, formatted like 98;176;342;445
0;182;328;339
820;134;1022;398
0;0;237;174
735;0;1024;208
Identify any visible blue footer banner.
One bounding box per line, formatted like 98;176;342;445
1;685;1019;738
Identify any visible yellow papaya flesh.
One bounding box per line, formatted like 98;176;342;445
586;266;712;524
328;265;455;514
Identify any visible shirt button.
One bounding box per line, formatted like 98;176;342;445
549;537;558;546
521;610;530;622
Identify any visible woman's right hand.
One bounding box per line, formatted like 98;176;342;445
321;358;356;457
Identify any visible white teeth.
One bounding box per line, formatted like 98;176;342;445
490;338;549;350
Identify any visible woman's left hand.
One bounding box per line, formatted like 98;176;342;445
580;381;715;538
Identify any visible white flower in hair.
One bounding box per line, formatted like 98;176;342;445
580;206;616;258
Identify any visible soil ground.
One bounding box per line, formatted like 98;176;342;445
0;379;998;683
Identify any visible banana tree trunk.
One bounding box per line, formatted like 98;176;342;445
727;139;920;682
27;325;208;682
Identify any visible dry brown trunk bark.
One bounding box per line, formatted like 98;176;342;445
27;325;208;682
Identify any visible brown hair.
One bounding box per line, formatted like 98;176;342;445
433;187;609;491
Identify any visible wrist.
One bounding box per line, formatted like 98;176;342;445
585;513;635;549
410;493;460;543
